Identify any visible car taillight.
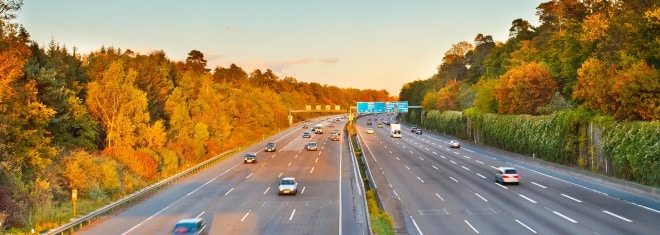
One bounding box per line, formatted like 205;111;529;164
502;175;509;178
514;175;520;178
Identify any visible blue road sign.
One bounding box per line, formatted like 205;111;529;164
357;101;408;113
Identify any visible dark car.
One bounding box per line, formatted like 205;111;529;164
415;129;423;135
244;152;257;163
172;218;207;235
264;143;276;152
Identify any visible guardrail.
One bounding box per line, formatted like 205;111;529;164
349;133;372;235
44;149;235;235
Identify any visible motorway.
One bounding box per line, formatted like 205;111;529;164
78;117;368;235
358;114;660;235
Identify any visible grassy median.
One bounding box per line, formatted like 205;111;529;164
346;123;395;235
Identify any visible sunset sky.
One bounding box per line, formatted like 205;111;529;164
17;0;544;95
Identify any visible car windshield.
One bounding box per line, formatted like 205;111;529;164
505;169;517;174
281;180;295;185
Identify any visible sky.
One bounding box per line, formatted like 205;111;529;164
16;0;545;96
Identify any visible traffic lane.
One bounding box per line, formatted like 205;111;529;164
361;133;506;234
390;132;660;234
372;136;596;235
368;135;550;234
407;132;660;232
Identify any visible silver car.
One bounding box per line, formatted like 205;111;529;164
278;177;298;195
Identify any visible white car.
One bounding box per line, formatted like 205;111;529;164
449;140;460;148
367;128;374;134
495;167;520;184
278;177;298;195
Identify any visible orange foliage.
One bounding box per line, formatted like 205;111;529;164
436;80;460;111
495;62;558;114
102;147;158;180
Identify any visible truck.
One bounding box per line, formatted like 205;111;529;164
313;123;323;134
390;123;402;138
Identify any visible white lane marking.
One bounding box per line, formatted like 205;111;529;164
263;187;271;195
393;189;399;197
411;216;424;235
417;177;424;183
288;162;292;166
432;151;437;155
531;182;547;189
475;193;488;202
405;165;411;170
518;194;537;203
310;167;315;174
301;186;306;194
453;151;460;155
450;177;459;183
396;157;400;161
440;155;446;159
246;173;253;179
496;183;508;189
432;165;439;170
553;210;577;223
461;166;470;171
435;193;444;201
489;166;497;169
315;157;319;163
409;151;414;154
603;210;633;222
278;172;283;178
289;209;296;221
196;211;205;218
224;188;234;196
475;160;484;164
476;173;486;179
464;220;480;233
561;194;583;203
419;157;425;161
450;160;457;164
240;210;251;222
463;155;471;159
294;154;298;158
318;151;322;155
515;219;537;233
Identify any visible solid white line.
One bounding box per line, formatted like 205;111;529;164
289;209;296;220
475;193;488;202
411;216;424;235
518;194;537;203
603;210;633;222
553;210;578;223
224;188;234;196
240;211;251;222
561;194;583;203
515;219;537;233
464;220;479;233
531;182;547;188
263;187;270;195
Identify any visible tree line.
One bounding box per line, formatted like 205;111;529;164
401;0;659;121
0;1;392;232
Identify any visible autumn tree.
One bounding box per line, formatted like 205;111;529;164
436;80;460;111
495;62;558;114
